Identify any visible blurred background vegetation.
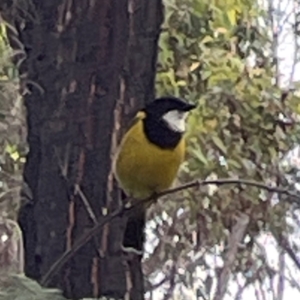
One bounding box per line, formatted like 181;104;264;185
150;0;300;298
1;0;300;299
0;19;25;219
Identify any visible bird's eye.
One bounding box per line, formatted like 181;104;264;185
177;111;186;119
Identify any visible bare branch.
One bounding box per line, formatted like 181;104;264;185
277;250;285;300
273;232;300;270
163;262;177;300
74;184;98;225
288;0;299;87
213;213;250;300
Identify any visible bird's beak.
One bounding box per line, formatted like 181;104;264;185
184;103;197;111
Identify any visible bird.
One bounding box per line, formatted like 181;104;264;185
113;96;196;255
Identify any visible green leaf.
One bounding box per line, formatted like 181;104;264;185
211;135;227;154
191;146;208;166
227;9;237;26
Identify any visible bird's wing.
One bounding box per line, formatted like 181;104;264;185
112;110;146;173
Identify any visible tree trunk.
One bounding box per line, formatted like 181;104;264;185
1;0;163;299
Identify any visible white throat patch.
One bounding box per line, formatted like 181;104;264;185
162;110;188;133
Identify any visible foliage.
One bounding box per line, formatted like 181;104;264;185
0;274;66;300
0;17;25;219
147;0;300;298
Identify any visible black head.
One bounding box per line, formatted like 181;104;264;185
144;96;196;118
142;97;196;149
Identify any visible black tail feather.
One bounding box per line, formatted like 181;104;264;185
123;212;146;253
121;190;146;254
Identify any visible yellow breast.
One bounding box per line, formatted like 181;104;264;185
114;118;185;199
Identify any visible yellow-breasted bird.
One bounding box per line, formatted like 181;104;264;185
113;96;196;254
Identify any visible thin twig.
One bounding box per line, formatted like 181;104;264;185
234;278;248;300
158;178;300;204
286;264;300;291
41;178;300;286
74;184;98;225
277;249;285;300
74;184;105;259
273;231;300;270
288;0;299;88
163;262;177;300
213;213;250;300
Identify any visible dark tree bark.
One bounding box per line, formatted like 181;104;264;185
1;0;163;299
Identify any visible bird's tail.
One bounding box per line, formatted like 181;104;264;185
121;191;145;256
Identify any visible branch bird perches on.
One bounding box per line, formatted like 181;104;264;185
41;178;300;286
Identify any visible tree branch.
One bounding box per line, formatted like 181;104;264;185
273;231;300;270
213;213;250;300
41;178;300;286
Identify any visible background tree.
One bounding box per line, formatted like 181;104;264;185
0;0;163;299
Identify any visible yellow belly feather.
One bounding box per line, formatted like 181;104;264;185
114;118;185;199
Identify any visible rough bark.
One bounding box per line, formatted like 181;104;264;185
1;0;163;299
